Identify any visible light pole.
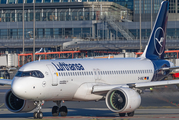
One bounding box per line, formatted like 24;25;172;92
33;0;35;61
151;0;153;31
22;0;25;65
23;0;24;54
139;0;142;51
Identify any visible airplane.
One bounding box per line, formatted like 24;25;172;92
0;1;178;119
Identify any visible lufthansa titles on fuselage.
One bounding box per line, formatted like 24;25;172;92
52;62;85;71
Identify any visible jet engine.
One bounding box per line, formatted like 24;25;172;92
5;90;36;113
105;87;141;113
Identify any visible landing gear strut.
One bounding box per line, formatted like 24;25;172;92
52;101;68;117
33;100;44;119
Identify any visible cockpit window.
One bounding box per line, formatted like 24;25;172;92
15;70;44;78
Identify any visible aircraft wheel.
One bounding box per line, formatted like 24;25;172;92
37;112;43;119
33;112;38;119
127;111;134;117
119;113;126;117
59;106;68;117
52;106;59;116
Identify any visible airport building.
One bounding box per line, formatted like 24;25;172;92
0;0;178;54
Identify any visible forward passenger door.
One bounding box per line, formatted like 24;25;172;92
46;64;58;86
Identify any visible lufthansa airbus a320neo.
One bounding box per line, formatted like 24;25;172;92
0;1;178;119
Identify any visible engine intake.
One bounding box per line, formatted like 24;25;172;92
105;87;141;113
5;90;36;113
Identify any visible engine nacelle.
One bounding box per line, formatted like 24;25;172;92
105;87;141;113
5;90;36;113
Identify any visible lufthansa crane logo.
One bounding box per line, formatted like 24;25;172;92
154;27;165;55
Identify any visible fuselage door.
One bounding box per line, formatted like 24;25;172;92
47;64;58;86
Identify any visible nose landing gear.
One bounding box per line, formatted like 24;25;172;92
33;100;44;119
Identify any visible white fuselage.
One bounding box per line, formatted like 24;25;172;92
12;58;154;101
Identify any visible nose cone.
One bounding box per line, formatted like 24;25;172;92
12;78;26;99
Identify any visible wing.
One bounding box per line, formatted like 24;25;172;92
92;79;179;93
0;79;12;85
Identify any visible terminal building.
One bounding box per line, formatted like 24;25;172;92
0;0;178;55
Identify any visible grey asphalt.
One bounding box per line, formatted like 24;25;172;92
1;85;179;120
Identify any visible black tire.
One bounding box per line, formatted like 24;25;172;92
33;112;38;119
127;111;134;117
37;112;43;119
119;113;126;117
59;106;68;117
168;74;173;80
52;106;59;116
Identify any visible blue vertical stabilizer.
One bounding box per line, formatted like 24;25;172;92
141;1;169;60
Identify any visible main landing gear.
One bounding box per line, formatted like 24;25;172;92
119;111;135;117
33;100;44;119
52;101;68;117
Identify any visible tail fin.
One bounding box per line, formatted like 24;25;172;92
141;1;169;60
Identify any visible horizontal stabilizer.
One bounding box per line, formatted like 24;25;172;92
160;66;179;71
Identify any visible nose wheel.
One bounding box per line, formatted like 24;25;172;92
33;100;44;119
